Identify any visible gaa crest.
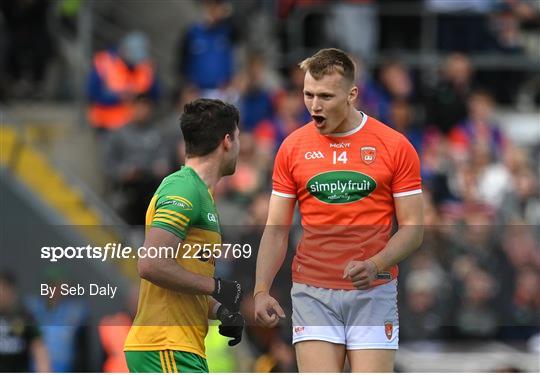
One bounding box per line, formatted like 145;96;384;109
384;321;393;340
361;146;376;165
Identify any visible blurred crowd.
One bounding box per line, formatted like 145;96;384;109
1;0;539;372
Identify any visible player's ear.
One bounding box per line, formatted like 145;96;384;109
223;133;233;151
348;85;358;104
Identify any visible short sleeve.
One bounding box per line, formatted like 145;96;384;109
151;181;200;240
272;140;297;198
392;136;422;197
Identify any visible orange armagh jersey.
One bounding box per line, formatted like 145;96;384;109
273;113;422;289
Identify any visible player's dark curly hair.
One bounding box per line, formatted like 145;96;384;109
180;98;240;157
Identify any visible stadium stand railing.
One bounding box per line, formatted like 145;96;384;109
0;108;138;279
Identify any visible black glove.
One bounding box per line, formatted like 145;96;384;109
212;278;243;312
216;304;244;346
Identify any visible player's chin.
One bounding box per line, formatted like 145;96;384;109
223;161;237;176
314;119;338;135
315;123;331;135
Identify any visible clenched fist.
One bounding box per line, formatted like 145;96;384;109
343;259;378;290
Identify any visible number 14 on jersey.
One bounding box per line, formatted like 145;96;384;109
333;151;348;164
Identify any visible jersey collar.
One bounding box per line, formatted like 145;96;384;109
183;166;216;203
328;112;368;137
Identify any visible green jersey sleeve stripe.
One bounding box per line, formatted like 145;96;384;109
154;213;189;226
151;221;187;240
156;208;190;224
153;217;187;231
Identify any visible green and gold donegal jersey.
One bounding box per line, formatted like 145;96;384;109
124;166;221;358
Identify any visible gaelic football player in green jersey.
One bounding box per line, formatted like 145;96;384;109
124;99;244;373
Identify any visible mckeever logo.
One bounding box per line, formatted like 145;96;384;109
330;142;350;148
307;170;376;204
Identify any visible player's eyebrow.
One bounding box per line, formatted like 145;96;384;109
303;90;334;98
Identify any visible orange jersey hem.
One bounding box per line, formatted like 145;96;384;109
292;271;398;290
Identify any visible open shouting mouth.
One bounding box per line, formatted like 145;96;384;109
312;115;326;128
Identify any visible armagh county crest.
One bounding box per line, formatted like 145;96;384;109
384;321;393;340
361;146;376;165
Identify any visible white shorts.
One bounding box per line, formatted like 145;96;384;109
291;281;399;350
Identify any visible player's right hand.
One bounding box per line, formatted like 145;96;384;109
254;291;285;328
212;278;243;312
343;260;378;290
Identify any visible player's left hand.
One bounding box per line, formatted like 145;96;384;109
343;260;378;290
216;304;245;346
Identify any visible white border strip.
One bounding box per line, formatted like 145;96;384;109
272;190;296;199
393;189;423;198
329;112;368;137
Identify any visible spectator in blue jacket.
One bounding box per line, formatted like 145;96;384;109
177;0;238;93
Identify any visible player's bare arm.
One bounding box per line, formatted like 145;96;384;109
254;194;295;327
344;193;424;289
31;338;51;372
138;227;243;311
138;227;215;295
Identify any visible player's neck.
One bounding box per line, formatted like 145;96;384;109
185;158;221;190
333;108;363;134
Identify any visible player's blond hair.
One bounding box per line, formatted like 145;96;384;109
299;48;355;84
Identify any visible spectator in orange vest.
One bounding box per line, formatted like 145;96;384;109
99;313;132;372
87;31;160;133
98;286;138;372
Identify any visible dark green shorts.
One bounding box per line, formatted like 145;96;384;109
125;350;209;373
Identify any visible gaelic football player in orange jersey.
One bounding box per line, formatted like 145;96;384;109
253;48;424;372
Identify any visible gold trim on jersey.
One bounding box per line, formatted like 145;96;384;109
145;195;159;231
207;189;215;204
153;214;187;227
169;350;178;372
159;350;166;372
153;216;187;231
166;350;174;373
156;208;190;224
